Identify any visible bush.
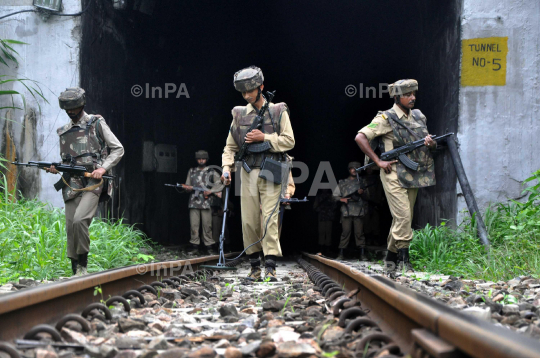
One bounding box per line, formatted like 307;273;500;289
410;169;540;281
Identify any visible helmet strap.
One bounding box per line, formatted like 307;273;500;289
255;86;262;103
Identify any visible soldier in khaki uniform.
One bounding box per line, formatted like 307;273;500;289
333;162;369;261
48;88;124;276
184;150;220;255
221;66;295;281
313;188;336;255
355;79;436;271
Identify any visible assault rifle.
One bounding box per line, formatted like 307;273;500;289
234;91;276;173
164;183;212;199
11;160;116;191
280;196;308;204
355;133;454;173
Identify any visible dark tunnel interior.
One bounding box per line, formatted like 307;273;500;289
81;0;461;253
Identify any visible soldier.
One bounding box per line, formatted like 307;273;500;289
355;79;436;271
313;188;336;255
47;87;124;276
333;162;369;261
221;66;295;281
185;150;220;255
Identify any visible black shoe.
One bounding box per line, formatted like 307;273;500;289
384;250;398;271
336;249;344;260
186;244;199;255
206;244;218;255
70;259;78;276
77;253;88;268
358;247;368;261
264;266;278;282
397;248;414;272
247;266;262;281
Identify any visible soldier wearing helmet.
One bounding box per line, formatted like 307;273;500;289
355;79;436;272
332;162;369;261
183;150;221;256
48;87;124;276
221;66;295;281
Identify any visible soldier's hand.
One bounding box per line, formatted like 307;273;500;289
203;190;212;197
424;135;436;149
181;184;193;191
282;194;291;206
45;165;59;174
376;160;398;174
221;171;231;186
340;198;349;203
357;189;364;194
91;167;107;179
245;129;265;143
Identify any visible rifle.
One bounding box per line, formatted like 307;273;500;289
355;133;454;173
164;183;212;199
11;160;116;191
234;91;276;173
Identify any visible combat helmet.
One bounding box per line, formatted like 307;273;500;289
195;150;209;159
348;162;361;169
233;66;264;92
388;79;418;97
58;87;86;109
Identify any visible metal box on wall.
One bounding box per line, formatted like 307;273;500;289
142;141;177;173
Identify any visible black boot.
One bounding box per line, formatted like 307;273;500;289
76;253;88;276
186;244;199;255
247;252;262;281
359;247;368;261
384;250;398;271
70;259;78;276
264;255;278;282
397;248;414;272
206;244;218;255
336;249;344;260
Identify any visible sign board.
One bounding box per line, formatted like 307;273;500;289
461;37;508;86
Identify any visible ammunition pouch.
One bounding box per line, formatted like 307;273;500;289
259;157;287;184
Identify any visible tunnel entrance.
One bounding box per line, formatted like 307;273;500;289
80;0;461;252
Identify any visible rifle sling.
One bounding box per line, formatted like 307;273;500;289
385;111;422;142
61;175;103;192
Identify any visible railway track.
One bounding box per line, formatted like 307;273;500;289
0;253;539;358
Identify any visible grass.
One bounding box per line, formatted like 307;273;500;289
0;175;156;284
410;169;540;281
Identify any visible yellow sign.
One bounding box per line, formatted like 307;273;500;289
461;37;508;86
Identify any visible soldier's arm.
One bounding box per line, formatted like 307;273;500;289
186;169;192;186
222;120;239;173
97;119;125;171
265;110;295;152
355;115;396;174
285;171;295;198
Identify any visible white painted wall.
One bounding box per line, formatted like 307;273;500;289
0;0;82;208
458;0;540;223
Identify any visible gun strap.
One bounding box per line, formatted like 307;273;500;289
62;175;103;192
385;111;422;141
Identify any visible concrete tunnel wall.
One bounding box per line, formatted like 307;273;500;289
0;0;82;207
457;0;540;224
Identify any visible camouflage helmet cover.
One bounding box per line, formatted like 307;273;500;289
348;162;361;169
195;150;209;159
388;79;418;97
58;87;86;110
233;66;264;92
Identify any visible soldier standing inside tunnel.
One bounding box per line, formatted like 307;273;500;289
221;66;295;281
355;79;436;271
184;150;220;256
333;162;369;261
48;88;124;276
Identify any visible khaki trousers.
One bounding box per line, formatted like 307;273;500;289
381;170;418;252
318;221;333;246
338;216;365;249
241;168;282;256
65;192;100;259
189;209;214;246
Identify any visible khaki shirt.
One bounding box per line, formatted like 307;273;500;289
358;103;420;153
61;113;124;171
222;102;295;172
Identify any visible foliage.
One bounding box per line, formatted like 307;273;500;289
410;169;540;281
0;176;156;284
0;39;48;113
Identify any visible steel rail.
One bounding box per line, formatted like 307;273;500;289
301;252;540;358
0;254;238;341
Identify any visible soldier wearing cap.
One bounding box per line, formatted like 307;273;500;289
221;66;295;281
355;79;436;271
333;162;369;261
48;87;124;276
184;150;221;255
